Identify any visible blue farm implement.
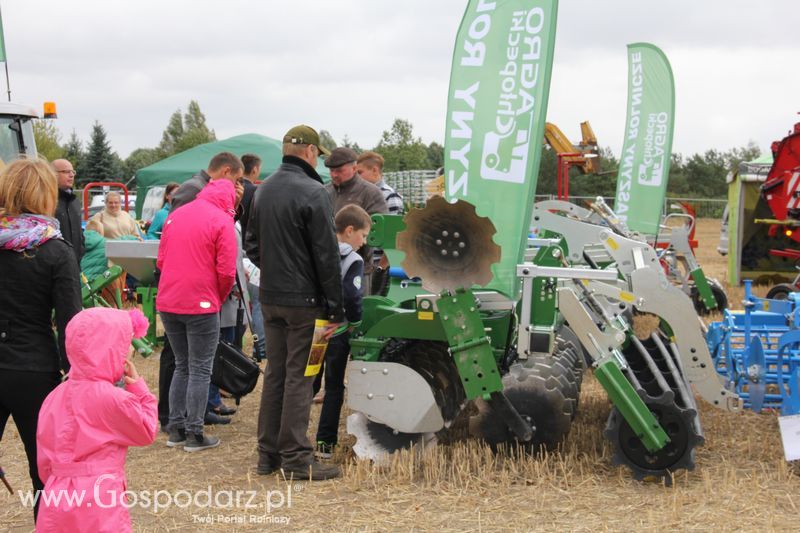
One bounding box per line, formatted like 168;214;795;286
707;281;800;414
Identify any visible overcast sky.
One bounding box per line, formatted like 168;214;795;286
5;1;798;160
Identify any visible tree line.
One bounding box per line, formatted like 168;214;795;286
34;102;758;199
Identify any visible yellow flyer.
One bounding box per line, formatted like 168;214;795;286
304;319;330;377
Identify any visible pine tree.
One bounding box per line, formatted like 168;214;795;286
63;130;86;181
82;121;117;185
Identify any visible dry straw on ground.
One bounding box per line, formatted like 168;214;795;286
2;219;799;531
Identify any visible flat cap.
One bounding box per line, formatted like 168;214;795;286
324;147;358;168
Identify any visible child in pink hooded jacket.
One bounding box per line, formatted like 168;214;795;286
36;307;158;533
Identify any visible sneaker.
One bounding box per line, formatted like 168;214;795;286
166;427;186;447
315;441;334;460
281;461;340;480
204;411;231;425
184;432;220;452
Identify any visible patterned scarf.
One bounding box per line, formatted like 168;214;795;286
0;213;63;252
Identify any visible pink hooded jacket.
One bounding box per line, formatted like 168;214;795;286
36;307;157;533
156;179;237;314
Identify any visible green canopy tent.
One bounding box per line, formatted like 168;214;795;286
134;133;330;219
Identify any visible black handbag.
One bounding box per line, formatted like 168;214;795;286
211;340;260;403
210;273;261;403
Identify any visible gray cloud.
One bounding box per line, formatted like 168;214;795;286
5;0;799;162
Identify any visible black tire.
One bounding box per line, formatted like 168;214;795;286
692;278;729;315
767;283;796;301
470;346;580;451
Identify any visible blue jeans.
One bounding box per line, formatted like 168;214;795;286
249;283;266;358
161;311;220;435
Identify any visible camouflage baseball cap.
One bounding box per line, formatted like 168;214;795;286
282;125;331;156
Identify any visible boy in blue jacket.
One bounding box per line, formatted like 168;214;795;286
314;204;372;457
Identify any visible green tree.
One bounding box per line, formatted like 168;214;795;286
723;141;761;171
426;141;444;170
82;121;117;184
374;118;429;172
125;147;161;179
340;134;362;152
33;120;64;162
319;130;338;153
157;101;216;158
62;130;87;180
157;110;184;157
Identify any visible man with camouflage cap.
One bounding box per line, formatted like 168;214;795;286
245;124;343;480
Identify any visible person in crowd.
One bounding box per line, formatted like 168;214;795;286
356;150;404;295
157;177;238;452
156;152;244;431
52;158;84;264
313;204;370;459
238;153;261;241
324;147;388;215
245;124;343;480
356;151;404;215
171;151;244;211
88;191;142;240
35;308;157;532
324;147;387;303
239;154;267;361
0;159;82;520
146;182;179;239
207;219;248;424
80;220;134;306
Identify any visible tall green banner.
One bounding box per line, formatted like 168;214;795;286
614;43;675;234
444;0;558;297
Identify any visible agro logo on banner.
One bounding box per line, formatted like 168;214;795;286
444;0;558;296
615;43;675;235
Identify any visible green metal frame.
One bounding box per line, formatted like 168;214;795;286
436;289;504;399
690;267;717;310
594;359;669;452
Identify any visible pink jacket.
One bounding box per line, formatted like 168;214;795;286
156;179;237;314
36;307;157;533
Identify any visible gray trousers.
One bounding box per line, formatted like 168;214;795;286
161;311;220;435
257;304;320;470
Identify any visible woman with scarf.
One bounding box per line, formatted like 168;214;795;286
0;159;82;521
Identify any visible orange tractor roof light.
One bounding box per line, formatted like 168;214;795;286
43;102;57;119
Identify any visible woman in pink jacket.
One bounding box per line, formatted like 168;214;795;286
36;307;157;533
156;178;237;452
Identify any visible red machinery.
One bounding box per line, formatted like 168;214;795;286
758;120;800;298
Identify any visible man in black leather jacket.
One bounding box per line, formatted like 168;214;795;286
245;124;344;480
52;159;84;264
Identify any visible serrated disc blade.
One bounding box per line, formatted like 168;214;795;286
396;196;501;292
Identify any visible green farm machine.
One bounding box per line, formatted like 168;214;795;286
340;0;739;482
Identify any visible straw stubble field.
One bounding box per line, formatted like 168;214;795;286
2;218;800;532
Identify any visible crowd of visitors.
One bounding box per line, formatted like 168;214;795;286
0;124;406;527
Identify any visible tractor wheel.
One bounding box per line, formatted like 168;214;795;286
766;283;796;301
605;400;701;483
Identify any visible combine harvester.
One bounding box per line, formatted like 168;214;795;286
344;0;740;482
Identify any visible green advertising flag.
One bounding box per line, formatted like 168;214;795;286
614;43;675;234
444;0;559;297
0;8;6;62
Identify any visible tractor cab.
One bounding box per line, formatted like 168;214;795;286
0;102;39;166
